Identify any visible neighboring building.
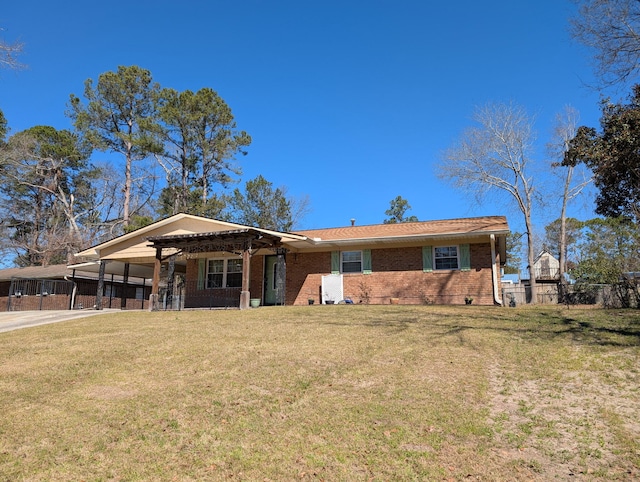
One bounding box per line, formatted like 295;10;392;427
71;213;509;309
0;264;151;312
516;250;563;305
533;249;561;282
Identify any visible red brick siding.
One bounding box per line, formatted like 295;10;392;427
249;255;265;301
287;243;496;306
1;294;72;311
286;252;330;304
183;243;498;307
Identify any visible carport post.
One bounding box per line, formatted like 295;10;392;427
121;262;130;309
7;278;15;311
96;260;106;310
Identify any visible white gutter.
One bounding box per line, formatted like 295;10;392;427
296;230;510;248
490;234;503;306
64;275;78;310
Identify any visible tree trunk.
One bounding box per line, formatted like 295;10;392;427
525;212;538;304
123;145;132;227
559;165;573;277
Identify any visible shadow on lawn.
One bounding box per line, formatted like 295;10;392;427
554;315;640;346
316;307;640;347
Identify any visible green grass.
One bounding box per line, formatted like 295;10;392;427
0;305;639;480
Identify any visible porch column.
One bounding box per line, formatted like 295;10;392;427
108;273;114;308
240;243;251;310
7;278;15;311
96;260;107;310
150;247;162;311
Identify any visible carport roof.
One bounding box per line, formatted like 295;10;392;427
67;260;155;279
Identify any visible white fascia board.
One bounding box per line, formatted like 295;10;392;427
291;229;510;249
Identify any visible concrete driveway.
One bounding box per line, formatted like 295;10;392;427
0;309;118;333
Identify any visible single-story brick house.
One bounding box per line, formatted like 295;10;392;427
71;213;509;309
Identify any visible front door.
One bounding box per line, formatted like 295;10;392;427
264;254;286;305
264;255;278;305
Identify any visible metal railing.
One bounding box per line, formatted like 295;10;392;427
533;267;561;280
174;280;241;310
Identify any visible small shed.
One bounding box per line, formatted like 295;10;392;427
533;250;560;282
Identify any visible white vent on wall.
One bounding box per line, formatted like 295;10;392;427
321;274;343;304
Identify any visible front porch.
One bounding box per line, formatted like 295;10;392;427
147;228;286;310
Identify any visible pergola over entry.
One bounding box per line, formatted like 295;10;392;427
147;228;285;310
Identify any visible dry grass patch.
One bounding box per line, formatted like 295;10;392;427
0;305;638;480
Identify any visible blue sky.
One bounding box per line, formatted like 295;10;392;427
0;1;606;234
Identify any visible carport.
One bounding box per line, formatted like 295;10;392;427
67;260;154;310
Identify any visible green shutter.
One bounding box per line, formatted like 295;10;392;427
422;246;433;272
460;244;471;271
197;259;206;290
363;249;372;274
331;251;340;274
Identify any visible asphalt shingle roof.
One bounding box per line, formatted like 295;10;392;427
293;216;508;241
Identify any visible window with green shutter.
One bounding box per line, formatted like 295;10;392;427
332;250;370;274
434;246;459;270
341;251;362;273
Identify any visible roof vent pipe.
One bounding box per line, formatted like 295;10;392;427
350;218;355;226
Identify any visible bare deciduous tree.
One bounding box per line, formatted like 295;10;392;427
0;27;24;71
547;106;592;278
571;0;640;88
0;126;98;265
437;101;539;303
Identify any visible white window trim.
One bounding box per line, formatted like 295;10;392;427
341;250;363;273
433;245;460;271
206;257;243;289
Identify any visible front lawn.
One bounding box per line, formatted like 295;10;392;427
0;305;638;480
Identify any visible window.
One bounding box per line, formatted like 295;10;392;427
207;259;224;288
341;251;362;273
104;284;115;298
39;281;56;296
207;258;243;288
226;259;243;288
434;246;459;270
